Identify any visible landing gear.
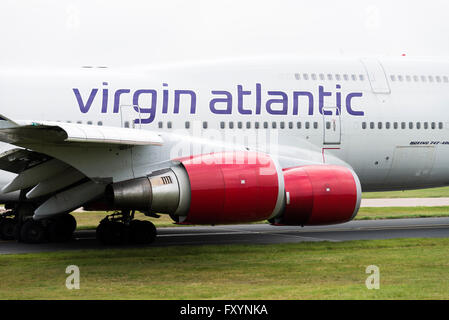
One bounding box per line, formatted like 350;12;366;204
47;214;77;242
20;219;46;244
96;210;157;245
0;211;17;240
0;206;77;244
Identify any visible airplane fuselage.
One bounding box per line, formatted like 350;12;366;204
1;56;449;197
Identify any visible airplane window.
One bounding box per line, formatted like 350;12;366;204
351;74;357;81
390;75;396;81
229;122;234;129
303;74;309;80
436;76;442;83
77;121;82;124
297;122;301;129
406;75;411;82
203;122;208;129
378;122;382;129
343;74;349;81
272;122;277;129
444;76;449;83
319;74;325;80
246;122;251;129
359;75;365;81
314;122;318;129
158;121;163;129
398;75;404;82
238;122;242;129
167;122;172;129
311;74;317;80
393;122;398;129
401;122;406;129
431;122;436;129
305;122;310;129
386;122;390;129
220;122;225;129
97;121;103;126
87;121;93;125
295;73;301;80
288;122;293;129
362;122;366;129
335;74;341;81
424;122;428;129
421;76;427;82
429;76;434;83
327;74;333;80
416;122;421;129
185;121;190;129
327;122;332;129
124;121;130;128
263;122;268;129
409;122;413;129
370;122;374;129
280;122;285;129
439;122;443;129
413;75;419;82
255;122;260;129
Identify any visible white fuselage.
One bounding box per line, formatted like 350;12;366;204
1;56;449;198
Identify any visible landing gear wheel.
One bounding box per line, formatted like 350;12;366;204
0;219;17;240
96;221;126;245
47;214;76;242
20;220;46;244
129;220;157;244
60;214;77;234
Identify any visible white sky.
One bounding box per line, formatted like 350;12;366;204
0;0;448;67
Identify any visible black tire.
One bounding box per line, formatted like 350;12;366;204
20;220;46;244
47;217;73;243
59;214;77;233
0;219;16;240
96;222;107;243
96;221;126;245
129;220;157;244
13;224;22;242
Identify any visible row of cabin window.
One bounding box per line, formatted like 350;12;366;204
390;75;449;83
362;121;444;130
295;73;364;82
62;120;104;126
160;121;321;130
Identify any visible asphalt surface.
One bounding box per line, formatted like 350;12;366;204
1;217;449;254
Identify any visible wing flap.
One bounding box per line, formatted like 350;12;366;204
0;116;163;146
0;148;52;174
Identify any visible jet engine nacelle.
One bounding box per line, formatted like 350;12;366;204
106;152;361;226
106;152;284;224
274;165;362;226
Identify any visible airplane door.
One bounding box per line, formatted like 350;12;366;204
120;105;141;129
360;58;391;94
323;107;341;145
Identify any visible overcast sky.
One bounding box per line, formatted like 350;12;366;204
0;0;448;67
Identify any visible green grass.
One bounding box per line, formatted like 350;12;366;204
363;186;449;199
1;238;449;299
356;206;449;220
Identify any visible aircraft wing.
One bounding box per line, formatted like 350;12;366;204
0;114;165;219
0;148;52;174
0;115;163;146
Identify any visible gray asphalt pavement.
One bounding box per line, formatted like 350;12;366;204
1;217;449;254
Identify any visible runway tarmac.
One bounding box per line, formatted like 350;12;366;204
1;217;449;255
